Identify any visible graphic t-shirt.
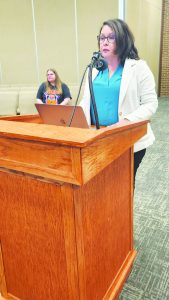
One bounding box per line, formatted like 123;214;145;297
44;88;61;104
36;82;71;104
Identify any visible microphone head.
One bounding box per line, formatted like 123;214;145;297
92;51;101;61
91;51;108;71
95;57;108;71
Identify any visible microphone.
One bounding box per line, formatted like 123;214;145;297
91;51;108;71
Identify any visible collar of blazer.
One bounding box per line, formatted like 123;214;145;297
119;58;137;106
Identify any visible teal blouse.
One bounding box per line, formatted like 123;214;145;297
91;65;123;126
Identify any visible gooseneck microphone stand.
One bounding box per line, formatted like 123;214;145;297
88;52;108;129
88;61;100;129
68;52;107;130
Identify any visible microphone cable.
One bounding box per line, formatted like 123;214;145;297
67;65;88;127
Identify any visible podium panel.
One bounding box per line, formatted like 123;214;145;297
0;116;147;300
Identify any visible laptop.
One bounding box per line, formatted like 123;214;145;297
35;103;89;129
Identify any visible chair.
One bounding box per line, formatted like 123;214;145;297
18;90;37;115
0;91;18;115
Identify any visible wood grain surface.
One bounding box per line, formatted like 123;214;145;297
0;116;147;299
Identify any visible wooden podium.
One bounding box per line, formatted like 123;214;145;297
0;115;147;300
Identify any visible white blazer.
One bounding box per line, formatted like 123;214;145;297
80;58;158;152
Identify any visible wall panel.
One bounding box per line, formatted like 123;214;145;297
0;0;162;90
76;0;118;79
0;0;37;84
0;0;119;86
126;0;162;88
34;0;77;85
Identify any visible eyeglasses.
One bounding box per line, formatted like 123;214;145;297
97;34;116;44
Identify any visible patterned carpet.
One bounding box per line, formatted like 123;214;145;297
119;98;169;300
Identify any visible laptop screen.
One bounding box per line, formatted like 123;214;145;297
35;104;89;129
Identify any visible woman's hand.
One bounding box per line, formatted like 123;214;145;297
60;98;71;105
36;99;43;104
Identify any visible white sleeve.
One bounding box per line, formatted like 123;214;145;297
124;61;158;121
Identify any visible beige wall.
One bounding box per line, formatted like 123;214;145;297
0;0;118;86
34;0;78;84
76;0;118;79
0;0;37;84
126;0;162;88
0;0;162;90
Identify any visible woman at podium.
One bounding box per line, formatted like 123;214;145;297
80;18;158;181
36;68;71;105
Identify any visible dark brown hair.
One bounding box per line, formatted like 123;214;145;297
99;19;139;65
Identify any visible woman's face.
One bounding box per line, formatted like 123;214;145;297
47;70;56;84
99;25;116;60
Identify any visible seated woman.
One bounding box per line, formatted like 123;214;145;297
36;68;71;105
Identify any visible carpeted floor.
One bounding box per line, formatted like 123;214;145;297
119;98;169;300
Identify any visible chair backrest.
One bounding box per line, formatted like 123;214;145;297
19;86;38;91
0;87;19;92
18;90;37;115
0;91;19;115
